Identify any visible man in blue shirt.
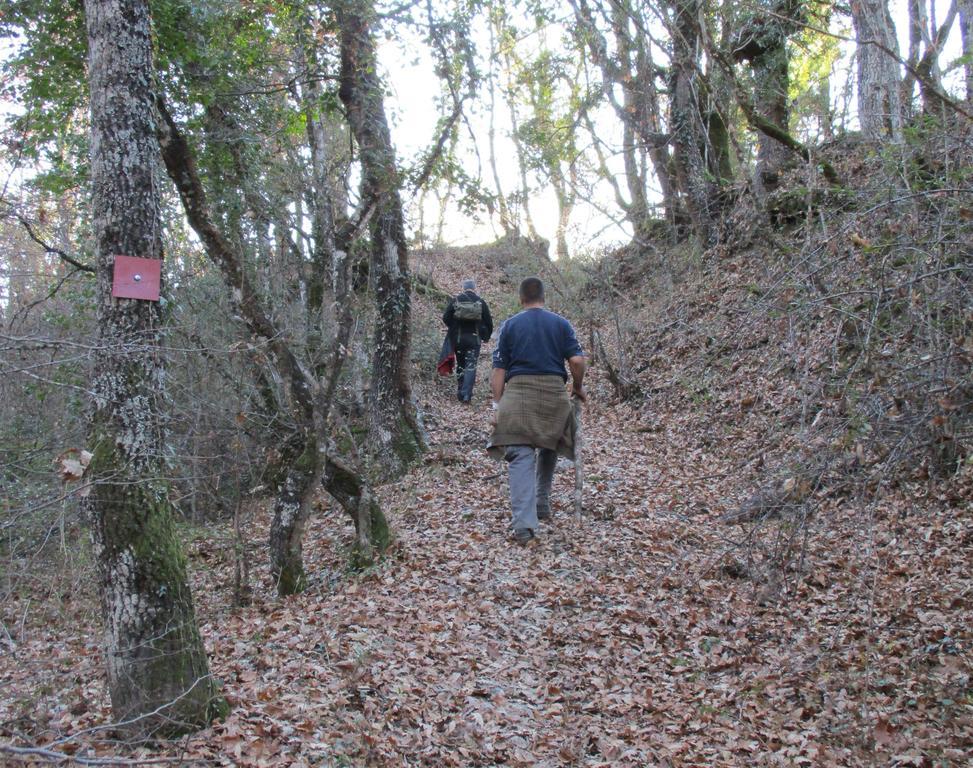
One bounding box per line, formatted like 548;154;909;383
488;277;585;544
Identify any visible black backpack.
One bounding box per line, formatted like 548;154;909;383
453;298;483;322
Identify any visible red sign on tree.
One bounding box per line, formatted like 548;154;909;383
112;255;162;301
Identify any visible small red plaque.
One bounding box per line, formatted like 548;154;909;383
112;255;162;301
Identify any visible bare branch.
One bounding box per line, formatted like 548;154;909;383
0;204;95;274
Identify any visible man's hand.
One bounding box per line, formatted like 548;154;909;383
488;401;499;427
490;367;506;403
568;355;586;403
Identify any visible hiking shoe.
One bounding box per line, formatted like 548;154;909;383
513;528;535;545
537;505;552;522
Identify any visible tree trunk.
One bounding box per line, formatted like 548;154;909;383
503;59;539;239
850;0;904;140
190;99;328;595
569;0;676;235
487;16;517;238
903;1;962;115
82;0;224;733
752;46;790;192
299;33;338;315
732;2;804;195
322;450;391;566
963;0;973;102
903;0;926;115
706;109;734;184
669;0;715;247
337;0;424;474
553;164;576;260
268;432;321;594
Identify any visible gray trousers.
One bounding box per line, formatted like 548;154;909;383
504;445;558;530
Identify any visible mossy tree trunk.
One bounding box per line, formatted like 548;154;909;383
669;0;716;247
732;1;805;196
82;0;224;734
268;433;321;594
337;0;425;475
322;452;391;566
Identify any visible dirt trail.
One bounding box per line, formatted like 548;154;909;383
324;371;692;765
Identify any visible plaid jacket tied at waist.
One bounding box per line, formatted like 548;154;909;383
488;375;575;461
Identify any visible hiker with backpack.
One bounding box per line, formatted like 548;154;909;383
487;277;585;545
442;278;494;403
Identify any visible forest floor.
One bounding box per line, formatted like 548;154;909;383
2;242;972;767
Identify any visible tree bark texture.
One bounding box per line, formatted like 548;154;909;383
669;0;716;247
850;0;904;139
963;0;973;102
82;0;224;733
337;0;424;474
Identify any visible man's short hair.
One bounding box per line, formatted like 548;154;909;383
519;276;544;303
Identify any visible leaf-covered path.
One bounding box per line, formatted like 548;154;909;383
204;381;730;767
172;358;968;767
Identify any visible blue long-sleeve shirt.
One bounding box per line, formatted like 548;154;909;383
492;308;583;382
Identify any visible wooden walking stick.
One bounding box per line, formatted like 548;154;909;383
572;396;583;518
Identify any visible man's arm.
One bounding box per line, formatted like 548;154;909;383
491;367;506;402
442;300;454;327
481;301;494;341
568;355;586;401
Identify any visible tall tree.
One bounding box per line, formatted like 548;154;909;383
963;0;973;102
149;2;393;592
493;4;541;240
486;6;519;239
732;1;806;194
499;27;583;259
81;0;224;733
569;0;675;234
668;0;716;246
850;0;904;139
157;96;391;594
337;0;424;472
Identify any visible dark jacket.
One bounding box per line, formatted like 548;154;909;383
443;290;493;347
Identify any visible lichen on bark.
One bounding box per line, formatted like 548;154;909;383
85;432;226;733
82;0;225;734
